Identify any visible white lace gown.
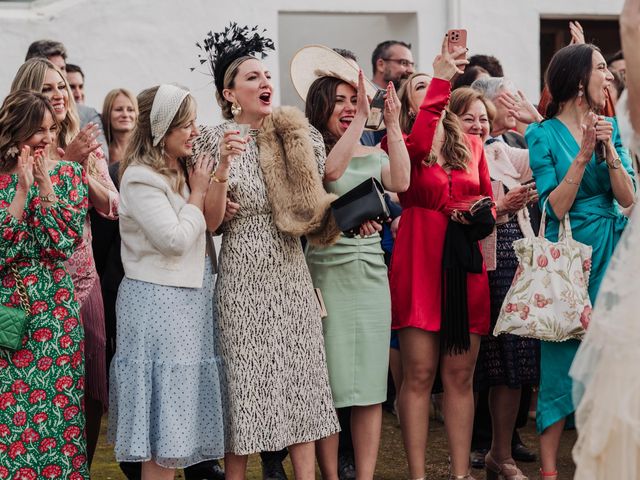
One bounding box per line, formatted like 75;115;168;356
193;122;340;455
571;91;640;479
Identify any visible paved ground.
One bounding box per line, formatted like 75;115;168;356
91;412;576;479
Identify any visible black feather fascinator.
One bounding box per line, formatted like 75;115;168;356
194;23;275;96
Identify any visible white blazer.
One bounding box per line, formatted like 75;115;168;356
119;164;208;288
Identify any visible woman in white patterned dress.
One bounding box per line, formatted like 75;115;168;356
193;25;340;479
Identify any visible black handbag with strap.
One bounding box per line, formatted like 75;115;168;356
330;177;390;238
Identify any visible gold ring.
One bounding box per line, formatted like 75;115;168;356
226;143;232;150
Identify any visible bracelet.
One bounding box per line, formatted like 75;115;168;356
564;176;580;186
39;192;57;203
210;172;228;183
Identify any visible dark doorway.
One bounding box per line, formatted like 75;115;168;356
540;18;620;90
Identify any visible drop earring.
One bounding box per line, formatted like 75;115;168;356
577;86;584;105
160;139;166;159
231;102;242;117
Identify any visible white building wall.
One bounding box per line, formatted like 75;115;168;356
0;0;625;126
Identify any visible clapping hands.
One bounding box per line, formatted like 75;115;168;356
32;146;53;187
188;154;214;195
569;21;585;45
382;82;402;129
578;112;598;164
16;146;35;192
65;122;102;164
355;70;370;121
495;90;543;125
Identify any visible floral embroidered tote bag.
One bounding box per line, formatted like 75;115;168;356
493;202;592;341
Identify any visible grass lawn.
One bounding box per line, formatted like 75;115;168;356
91;411;576;479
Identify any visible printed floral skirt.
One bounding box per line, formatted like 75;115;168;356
0;262;88;479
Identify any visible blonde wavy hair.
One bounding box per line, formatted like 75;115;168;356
397;72;471;170
102;88;139;146
11;58;80;150
426;109;472;170
9;58;103;177
120;86;196;193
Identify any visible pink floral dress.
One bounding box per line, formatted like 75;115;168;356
64;150;118;407
64;150;118;304
0;161;89;478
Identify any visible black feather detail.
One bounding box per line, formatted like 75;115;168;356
194;23;275;96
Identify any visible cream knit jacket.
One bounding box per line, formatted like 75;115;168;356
119;165;208;288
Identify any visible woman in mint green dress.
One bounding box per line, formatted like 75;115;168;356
527;44;635;479
304;68;409;478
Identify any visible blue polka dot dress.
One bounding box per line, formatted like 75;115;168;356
108;260;224;468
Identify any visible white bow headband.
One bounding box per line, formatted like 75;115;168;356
150;84;190;146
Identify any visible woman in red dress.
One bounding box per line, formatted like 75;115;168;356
383;36;492;480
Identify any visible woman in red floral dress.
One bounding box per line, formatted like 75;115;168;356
0;91;89;477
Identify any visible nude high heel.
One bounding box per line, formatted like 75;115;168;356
449;473;477;480
485;452;528;480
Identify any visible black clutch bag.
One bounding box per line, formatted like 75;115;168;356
330;177;390;237
446;195;494;221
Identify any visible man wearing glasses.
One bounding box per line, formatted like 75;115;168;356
371;40;415;90
361;40;414;147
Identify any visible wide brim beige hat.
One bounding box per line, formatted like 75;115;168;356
290;45;383;129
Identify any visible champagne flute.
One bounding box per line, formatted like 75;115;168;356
237;124;251;138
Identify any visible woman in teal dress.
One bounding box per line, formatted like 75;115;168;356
526;44;635;479
303;64;410;478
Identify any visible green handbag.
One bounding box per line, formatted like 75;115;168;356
0;264;30;351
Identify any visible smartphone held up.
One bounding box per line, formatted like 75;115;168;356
447;28;468;71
